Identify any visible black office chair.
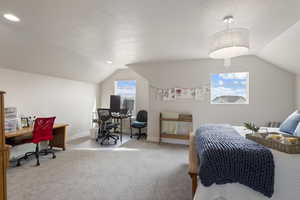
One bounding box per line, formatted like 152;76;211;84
130;110;147;140
97;108;119;145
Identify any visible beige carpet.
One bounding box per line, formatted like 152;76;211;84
7;140;192;200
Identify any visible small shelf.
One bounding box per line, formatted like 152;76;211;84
159;112;193;142
160;118;192;122
161;133;189;140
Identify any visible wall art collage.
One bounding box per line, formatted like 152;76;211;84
151;84;210;101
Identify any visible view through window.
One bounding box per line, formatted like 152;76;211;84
114;80;136;113
211;72;249;104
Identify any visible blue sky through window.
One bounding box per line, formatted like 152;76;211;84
211;72;249;104
115;80;136;98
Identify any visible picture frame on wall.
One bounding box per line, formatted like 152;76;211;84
163;88;175;101
175;88;194;100
194;88;204;100
210;72;249;104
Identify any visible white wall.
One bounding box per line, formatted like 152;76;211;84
296;75;300;108
0;68;99;138
129;56;295;142
100;68;149;112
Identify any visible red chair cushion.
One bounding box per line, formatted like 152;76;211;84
31;117;56;144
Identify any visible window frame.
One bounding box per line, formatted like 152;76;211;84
114;79;137;112
210;72;250;105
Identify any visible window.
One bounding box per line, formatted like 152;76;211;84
114;80;136;112
210;72;249;104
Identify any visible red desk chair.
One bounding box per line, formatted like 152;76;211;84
17;117;56;166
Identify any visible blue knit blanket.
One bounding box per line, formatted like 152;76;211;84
196;124;274;197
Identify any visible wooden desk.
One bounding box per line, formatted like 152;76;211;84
5;124;68;151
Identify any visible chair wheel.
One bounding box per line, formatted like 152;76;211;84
16;162;21;167
36;163;40;166
53;155;56;159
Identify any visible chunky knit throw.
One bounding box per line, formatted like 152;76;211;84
196;124;274;197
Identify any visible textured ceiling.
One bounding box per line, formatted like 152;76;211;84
0;0;300;83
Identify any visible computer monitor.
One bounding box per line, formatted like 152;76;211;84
110;95;121;113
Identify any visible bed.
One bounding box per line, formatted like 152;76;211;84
189;125;300;200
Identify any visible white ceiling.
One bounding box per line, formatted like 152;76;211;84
0;0;300;83
259;20;300;75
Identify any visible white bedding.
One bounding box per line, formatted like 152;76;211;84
194;126;300;200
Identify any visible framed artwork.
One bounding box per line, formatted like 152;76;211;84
175;88;194;100
210;72;249;104
194;88;204;100
163;88;175;101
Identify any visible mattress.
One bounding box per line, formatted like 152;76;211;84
194;126;300;200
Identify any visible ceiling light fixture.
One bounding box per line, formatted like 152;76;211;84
106;60;113;64
3;13;20;22
209;16;250;67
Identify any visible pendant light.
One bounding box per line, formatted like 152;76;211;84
209;16;250;66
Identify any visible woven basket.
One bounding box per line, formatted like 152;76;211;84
246;133;300;154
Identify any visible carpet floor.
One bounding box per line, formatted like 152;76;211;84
7;140;192;200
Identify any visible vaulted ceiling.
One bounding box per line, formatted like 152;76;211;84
0;0;300;83
259;20;300;75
